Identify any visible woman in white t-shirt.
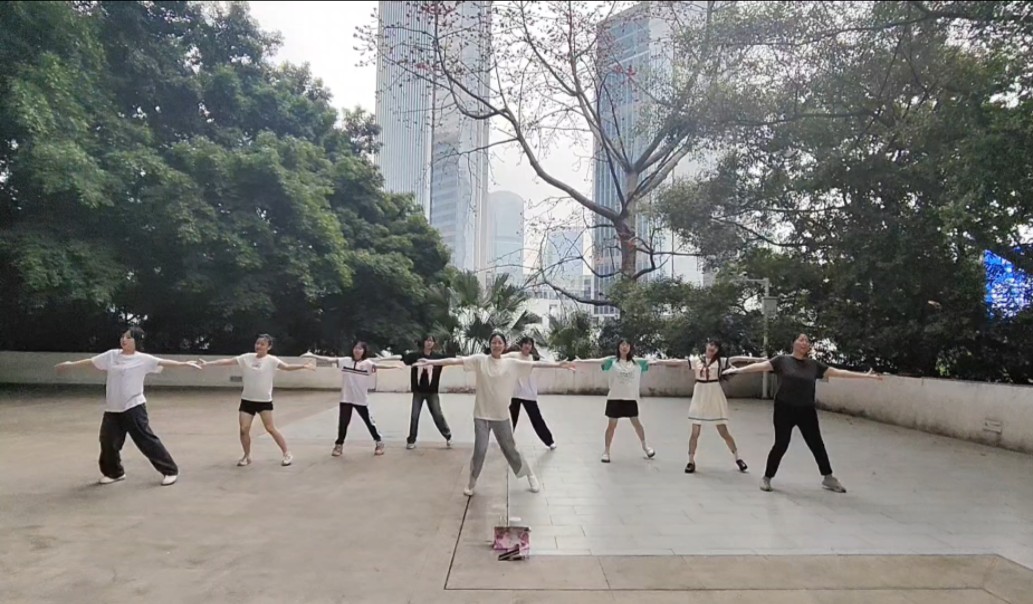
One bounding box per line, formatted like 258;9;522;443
503;336;556;449
199;334;315;467
415;333;575;497
303;342;403;457
55;327;202;486
574;339;680;463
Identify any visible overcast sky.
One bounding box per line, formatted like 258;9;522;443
246;0;590;261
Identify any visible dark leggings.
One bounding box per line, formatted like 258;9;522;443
509;398;555;446
337;403;382;444
764;404;833;478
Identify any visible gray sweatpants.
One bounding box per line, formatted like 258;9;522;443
469;418;532;488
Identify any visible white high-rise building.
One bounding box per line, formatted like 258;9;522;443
374;1;491;273
487;191;525;283
590;2;713;315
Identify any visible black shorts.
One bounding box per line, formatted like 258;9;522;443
605;399;639;418
239;400;274;415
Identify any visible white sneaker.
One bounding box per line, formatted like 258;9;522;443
237;456;251;467
98;474;126;485
643;446;656;459
463;487;474;497
281;453;293;466
527;475;541;493
446;439;452;449
548;443;557;450
406;443;416;450
601;452;611;463
161;475;178;486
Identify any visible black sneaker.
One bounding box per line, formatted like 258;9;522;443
684;462;696;474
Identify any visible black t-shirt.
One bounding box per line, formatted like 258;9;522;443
770;354;829;407
402;351;448;393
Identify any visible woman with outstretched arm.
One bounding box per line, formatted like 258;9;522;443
303;343;403;457
415;332;575;497
573;338;675;463
723;333;882;494
55;327;201;486
199;334;314;467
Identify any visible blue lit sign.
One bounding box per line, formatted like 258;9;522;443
984;250;1032;316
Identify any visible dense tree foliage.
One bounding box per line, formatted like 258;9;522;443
653;0;1033;382
0;1;450;354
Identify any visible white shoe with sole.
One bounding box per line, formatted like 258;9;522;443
281;453;293;466
237;456;251;467
527;475;541;493
161;475;178;486
98;474;126;485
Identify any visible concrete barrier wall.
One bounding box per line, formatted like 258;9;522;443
817;376;1033;454
0;351;762;398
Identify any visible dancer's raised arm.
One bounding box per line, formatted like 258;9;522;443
158;358;203;370
723;359;773;375
647;358;688;367
55;358;100;372
825;367;883;380
201;356;314;371
509;358;576;371
574;353;611;363
414;356;466;368
301;351;338;364
727;355;767;364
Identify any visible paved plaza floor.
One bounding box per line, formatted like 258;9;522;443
2;385;1032;603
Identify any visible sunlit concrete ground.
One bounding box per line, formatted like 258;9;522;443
2;385;1031;603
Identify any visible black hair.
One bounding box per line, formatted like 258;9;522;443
509;335;541;361
703;338;728;381
123;326;146;351
419;335;436;348
484;331;508;354
351;341;369;361
256;333;275;347
615;338;634;362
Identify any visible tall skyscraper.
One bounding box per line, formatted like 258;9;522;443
375;1;491;273
486;191;525;283
590;2;709;314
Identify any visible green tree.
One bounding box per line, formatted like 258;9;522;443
429;272;542;356
545;310;596;361
0;1;450;354
656;0;1032;380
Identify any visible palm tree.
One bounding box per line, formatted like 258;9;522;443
546;310;596;360
428;272;543;355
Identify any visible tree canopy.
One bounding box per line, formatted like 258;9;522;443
0;1;450;354
654;0;1033;382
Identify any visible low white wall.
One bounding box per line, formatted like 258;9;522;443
817;376;1033;454
7;352;1030;454
0;351;762;398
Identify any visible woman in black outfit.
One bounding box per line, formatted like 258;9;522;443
723;333;882;493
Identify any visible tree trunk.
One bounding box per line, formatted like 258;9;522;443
619;227;638;280
619;170;640;280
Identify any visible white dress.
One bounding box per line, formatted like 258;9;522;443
688;358;730;426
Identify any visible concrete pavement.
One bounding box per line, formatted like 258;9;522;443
1;385;1031;603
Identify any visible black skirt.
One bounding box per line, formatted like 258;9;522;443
605;399;639;418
